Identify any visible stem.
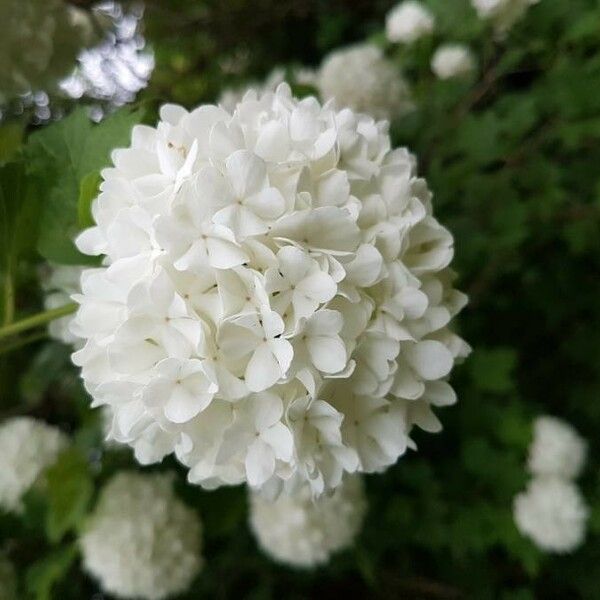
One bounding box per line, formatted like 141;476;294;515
0;330;48;356
2;269;14;325
0;303;77;342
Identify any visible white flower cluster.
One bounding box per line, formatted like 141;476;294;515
385;1;435;44
0;555;17;600
431;45;476;80
471;0;540;35
0;0;94;103
43;264;85;345
528;415;587;480
0;417;67;513
513;415;588;553
72;83;469;498
80;472;202;600
316;44;413;120
514;478;588;554
249;475;366;568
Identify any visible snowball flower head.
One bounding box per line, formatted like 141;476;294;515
528;415;587;480
431;45;476;80
43;264;84;345
249;475;366;567
317;44;412;119
73;83;468;498
514;477;588;553
471;0;540;35
386;1;435;44
0;555;17;600
0;417;67;513
80;472;202;600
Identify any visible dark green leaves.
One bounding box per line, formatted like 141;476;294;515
45;448;93;543
26;107;144;265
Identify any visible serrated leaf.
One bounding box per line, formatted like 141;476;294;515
25;107;144;265
45;448;93;543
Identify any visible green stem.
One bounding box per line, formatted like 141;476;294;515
2;270;14;325
0;303;77;341
0;330;48;356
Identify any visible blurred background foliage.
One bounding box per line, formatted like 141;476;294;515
1;0;600;598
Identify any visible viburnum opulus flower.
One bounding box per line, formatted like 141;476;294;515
527;415;587;480
72;83;469;497
513;477;589;553
80;472;202;600
431;45;476;80
316;44;413;120
249;475;367;568
385;1;435;44
0;417;68;513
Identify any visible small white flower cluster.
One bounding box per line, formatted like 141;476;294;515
528;415;587;479
316;44;413;119
513;415;589;553
72;83;468;499
43;264;85;345
249;475;366;568
0;0;94;103
471;0;541;35
385;1;435;44
431;45;476;80
80;472;203;600
0;417;67;513
0;554;17;600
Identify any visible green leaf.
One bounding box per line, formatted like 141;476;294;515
26;545;77;600
25;107;144;265
0;121;24;165
77;171;102;229
45;448;93;543
468;347;517;394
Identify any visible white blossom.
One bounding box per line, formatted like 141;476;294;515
317;44;413;120
0;554;17;600
249;475;367;568
72;83;468;498
514;477;588;553
431;45;476;80
0;418;68;513
471;0;540;35
80;472;202;600
42;264;84;345
528;415;587;480
386;2;435;44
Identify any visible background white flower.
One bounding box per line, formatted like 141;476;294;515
0;417;68;513
431;45;476;80
471;0;541;35
316;44;413;120
80;472;202;600
385;1;435;44
249;475;367;568
513;477;588;553
528;415;587;480
72;83;468;498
